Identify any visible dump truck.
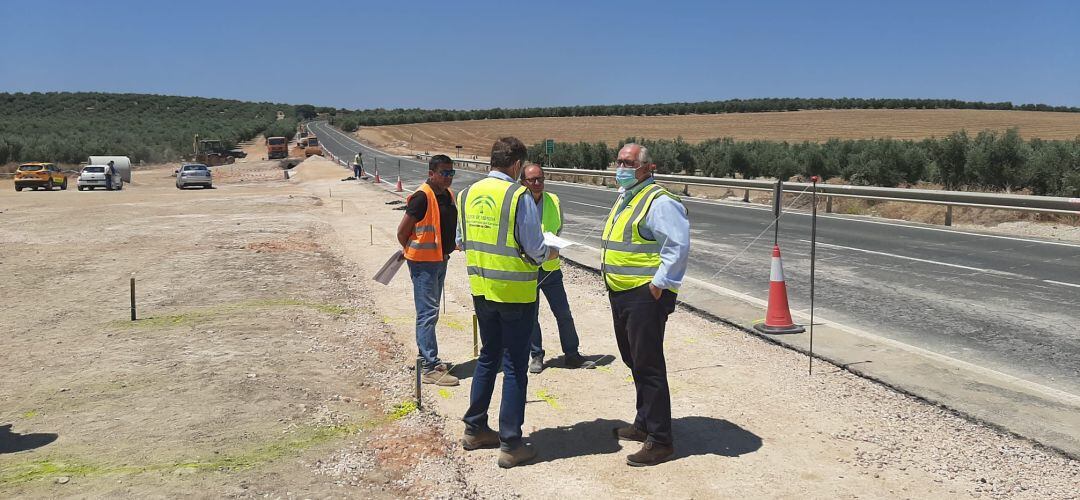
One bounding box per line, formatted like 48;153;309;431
291;136;322;158
190;135;246;166
267;137;289;159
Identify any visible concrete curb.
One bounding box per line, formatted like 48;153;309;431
558;244;1080;460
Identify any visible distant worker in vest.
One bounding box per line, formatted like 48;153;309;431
520;163;585;373
352;151;365;179
603;143;689;467
396;154;458;386
457;137;557;468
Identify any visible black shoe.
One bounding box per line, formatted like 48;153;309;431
563;353;586;368
626;441;674;467
613;425;647;442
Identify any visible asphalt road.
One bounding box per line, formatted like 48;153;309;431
309;121;1080;396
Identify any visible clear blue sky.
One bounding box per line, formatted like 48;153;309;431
1;0;1077;109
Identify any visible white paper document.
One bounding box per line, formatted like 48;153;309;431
543;232;576;250
373;250;405;285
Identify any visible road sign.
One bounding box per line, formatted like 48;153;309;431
544;139;554;155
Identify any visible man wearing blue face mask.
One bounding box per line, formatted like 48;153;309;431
602;142;689;467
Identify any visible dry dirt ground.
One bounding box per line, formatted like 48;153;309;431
354;109;1080;158
2;158;1077;498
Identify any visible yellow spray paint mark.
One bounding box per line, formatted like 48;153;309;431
685;338;698;344
0;421;376;486
625;375;635;383
595;365;613;374
110;299;353;329
443;318;466;331
21;410;37;419
536;389;560;409
388;401;417;420
438;389;452;399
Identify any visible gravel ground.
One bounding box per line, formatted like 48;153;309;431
7;157;1070;498
294;156;1079;499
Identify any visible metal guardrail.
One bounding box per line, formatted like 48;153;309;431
417;154;1080;221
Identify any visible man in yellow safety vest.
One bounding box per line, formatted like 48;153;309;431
457;137;558;469
520;163;585;373
603;142;689;467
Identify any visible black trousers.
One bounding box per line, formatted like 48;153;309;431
609;284;677;445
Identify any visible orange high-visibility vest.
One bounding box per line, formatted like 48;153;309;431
403;183;454;262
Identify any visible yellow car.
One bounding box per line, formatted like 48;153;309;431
14;163;68;191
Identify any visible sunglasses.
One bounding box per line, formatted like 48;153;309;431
615;159;641;167
437;169;456;178
523;177;545;184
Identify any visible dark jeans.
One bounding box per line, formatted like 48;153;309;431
353;164;362;178
609;284;677;445
407;259;448;371
463;296;538;450
530;269;580;358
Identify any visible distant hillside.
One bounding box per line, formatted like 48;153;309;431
331;97;1080;130
0;92;303;165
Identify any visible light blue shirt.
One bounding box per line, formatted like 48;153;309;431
615;177;690;291
456;170;549;264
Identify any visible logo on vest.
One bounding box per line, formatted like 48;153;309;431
470;194;497;213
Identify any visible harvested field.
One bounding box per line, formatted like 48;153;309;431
354;109;1080;158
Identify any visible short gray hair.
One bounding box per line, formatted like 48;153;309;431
623;143;651;164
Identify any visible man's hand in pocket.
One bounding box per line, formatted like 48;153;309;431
649;284;662;300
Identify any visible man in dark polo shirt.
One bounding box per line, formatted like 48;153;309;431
396;154;459;385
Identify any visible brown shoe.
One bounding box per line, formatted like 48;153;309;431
497;443;538;469
613;425;647;442
626;441;674;467
422;365;459;386
461;428;499;451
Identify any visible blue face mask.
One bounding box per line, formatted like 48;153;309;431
615;167;637;188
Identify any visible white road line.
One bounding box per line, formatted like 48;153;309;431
1043;279;1080;289
806;240;1025;277
564;241;1080;404
566;200;610;210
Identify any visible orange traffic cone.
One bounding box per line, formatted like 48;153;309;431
754;245;806;334
374;170;381;184
395;176;404;192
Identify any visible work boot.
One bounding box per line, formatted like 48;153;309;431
497;443;538;469
563;352;586;368
529;355;544;374
461;428;499;451
612;425;647;442
626;441;674;467
422;364;459;386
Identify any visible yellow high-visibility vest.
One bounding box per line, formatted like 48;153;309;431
540;192;562;272
601;183;682;292
459;177;539;303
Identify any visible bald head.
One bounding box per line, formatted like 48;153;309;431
521;163;545;200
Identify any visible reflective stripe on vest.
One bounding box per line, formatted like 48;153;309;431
459;177;538;303
540;192;562;272
601;183;681;292
402;183;453;262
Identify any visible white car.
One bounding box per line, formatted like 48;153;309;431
176;163;213;189
77;165;123;191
